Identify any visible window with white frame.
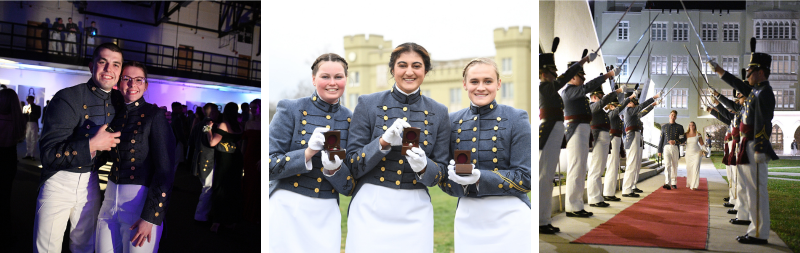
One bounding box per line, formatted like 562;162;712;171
618;21;630;41
673;22;689;41
348;93;359;109
350;71;360;87
502;58;512;74
670;88;689;108
672;55;689;75
771;55;798;74
652;22;668;41
722;56;739;75
376;65;388;86
774;89;796;109
702;55;718;75
755;20;796;39
721;89;735;101
723;23;739;42
651;55;667;74
616;57;629;76
501;83;513;100
702;22;718;41
449;88;461;110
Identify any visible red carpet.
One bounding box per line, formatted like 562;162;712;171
572;177;709;249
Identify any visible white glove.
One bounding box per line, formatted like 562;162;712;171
320;150;343;172
307;127;329;151
754;152;766;163
707;60;720;70
381;118;410;146
447;160;480;185
588;52;598;62
405;147;428;173
613;67;622;76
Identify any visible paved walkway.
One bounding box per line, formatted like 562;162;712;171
540;157;793;252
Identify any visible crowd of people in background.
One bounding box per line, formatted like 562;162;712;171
47;17;97;56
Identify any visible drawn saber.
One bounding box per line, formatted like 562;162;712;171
657;79;683;104
661;57;684;94
697;44;710;85
683;44;714;106
680;0;712;62
624;38;653;85
617;14;661;79
596;1;637;54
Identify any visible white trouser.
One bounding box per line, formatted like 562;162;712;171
49;32;62;54
346;184;433;253
96;182;162;253
663;145;679;185
565;124;589;212
34;171;100;253
194;169;214;221
539;122;563;226
26;122;39;157
742;141;770;239
726;164;735;199
735;163;750;220
87;37;95;45
604;136;622;196
622;131;642;194
65;33;77;55
454;197;530;252
588;131;610;204
269;189;341;253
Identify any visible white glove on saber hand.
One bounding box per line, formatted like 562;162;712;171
707;60;721;70
447;160;480;185
406;147;428;173
382;119;410;146
320;151;342;172
613;67;622;76
588;52;598;62
308;127;329;151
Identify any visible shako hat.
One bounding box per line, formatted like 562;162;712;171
748;37;771;70
540;37;559;70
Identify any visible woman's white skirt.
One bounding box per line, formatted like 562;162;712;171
455;196;531;252
345;183;433;253
269;189;341;253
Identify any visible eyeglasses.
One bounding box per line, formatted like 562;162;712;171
121;76;146;85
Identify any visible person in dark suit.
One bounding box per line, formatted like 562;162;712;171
22;95;42;160
95;61;176;251
188;103;218;222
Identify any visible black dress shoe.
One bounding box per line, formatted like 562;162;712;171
622;193;640;197
723;197;730;202
723;202;735;207
727;209;738;214
663;184;671;190
548;224;560;232
730;218;751;225
566;210;593;217
540;225;557;234
737;235;768;244
603;196;621;201
672;185;677;189
590;202;610;207
633;188;643;193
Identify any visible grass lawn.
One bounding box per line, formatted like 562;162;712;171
338;187;532;253
769;175;800;180
765;158;800;167
770;168;800;173
712;156;800;252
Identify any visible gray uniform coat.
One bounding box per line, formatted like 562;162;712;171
539;64;581;150
622;98;655;149
658;123;686;153
720;72;779;160
561;75;607;143
589;92;619;150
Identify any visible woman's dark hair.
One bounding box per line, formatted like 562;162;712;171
0;89;27;141
389;42;432;76
311;53;348;77
195;106;205;119
121;61;149;84
222;102;241;133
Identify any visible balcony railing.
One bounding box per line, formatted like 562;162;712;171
0;20;260;86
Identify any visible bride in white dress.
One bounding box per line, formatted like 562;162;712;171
685;122;708;190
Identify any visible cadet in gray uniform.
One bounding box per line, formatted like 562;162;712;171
603;93;633;201
658;110;686;190
441;58;531;252
268;53;356;252
710;38;778;244
345;43;449;253
587;85;623;208
712;90;752;224
561;56;618;217
621;91;659;197
538;38;593;234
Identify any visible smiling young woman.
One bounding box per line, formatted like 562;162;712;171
439;58;531;252
344;43;450;253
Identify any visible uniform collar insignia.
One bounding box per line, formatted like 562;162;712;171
126;97;146;110
311;91;339;113
470;100;497;115
86;79;111;100
390;84;421;105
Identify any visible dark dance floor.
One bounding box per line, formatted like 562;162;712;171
8;143;260;252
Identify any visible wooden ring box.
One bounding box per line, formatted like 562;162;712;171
454;150;472;175
401;127;421;156
323;130;346;161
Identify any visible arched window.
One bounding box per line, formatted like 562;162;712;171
704;124;728;151
769;21;774;39
793;22;797;39
756;22;761;39
772;124;784;150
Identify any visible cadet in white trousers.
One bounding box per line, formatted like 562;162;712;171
603;96;632;201
621;92;658;197
658;110;685;190
587;86;623;207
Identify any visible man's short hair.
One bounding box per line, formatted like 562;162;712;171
91;42;123;63
670;110;678;116
203;103;216;110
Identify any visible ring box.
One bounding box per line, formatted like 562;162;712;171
454;150;472;175
401;127;421;156
323;131;346;161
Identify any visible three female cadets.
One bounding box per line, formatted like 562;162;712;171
268;53;356;253
439;58;531;252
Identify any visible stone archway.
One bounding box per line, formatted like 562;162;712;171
771;124;784;151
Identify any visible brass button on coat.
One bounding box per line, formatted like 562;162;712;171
131;158;136;162
131;166;136;170
380;177;385;182
72;151;77;155
130;175;134;179
162;193;166;197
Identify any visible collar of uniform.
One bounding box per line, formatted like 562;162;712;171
126;97;146;110
390;84;421;104
469;100;497;115
310;91;339;113
86;79;111;100
755;80;770;87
